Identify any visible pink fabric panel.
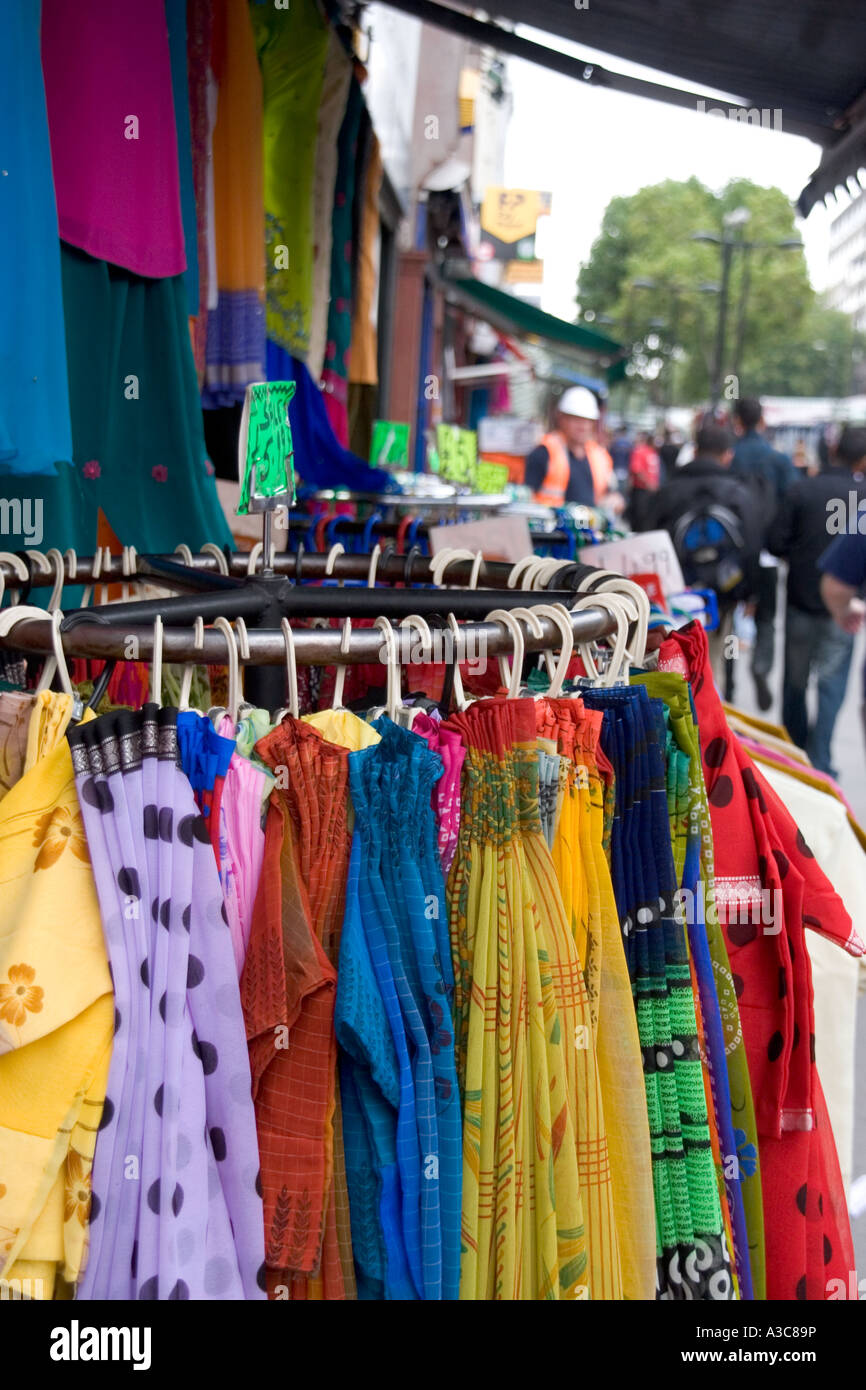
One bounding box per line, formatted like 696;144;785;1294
41;0;186;278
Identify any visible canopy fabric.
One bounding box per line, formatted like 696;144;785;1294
446;276;626;382
384;0;866;216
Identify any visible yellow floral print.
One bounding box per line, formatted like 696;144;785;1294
64;1151;91;1229
0;964;44;1028
32;804;90;870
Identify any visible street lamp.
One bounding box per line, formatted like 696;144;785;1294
692;218;804;406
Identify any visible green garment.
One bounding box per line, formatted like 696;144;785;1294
252;0;328;361
633;669;766;1301
0;243;231;578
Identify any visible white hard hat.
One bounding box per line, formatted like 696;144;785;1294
557;385;600;421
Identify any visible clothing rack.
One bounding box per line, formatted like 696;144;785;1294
0;544;636;707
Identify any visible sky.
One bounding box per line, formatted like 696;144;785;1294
502;23;848;321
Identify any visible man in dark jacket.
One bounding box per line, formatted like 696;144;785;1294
768;425;866;775
731;397;796;708
633;423;764;694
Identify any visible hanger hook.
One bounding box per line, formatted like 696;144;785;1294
279;617;300;719
150;615;165;707
531;603;575;696
373;616;399;720
367;543;382;588
201;541;230;575
331;617;352;709
179;616;205;711
212;617;239;722
445;613;470;711
485;608;525;699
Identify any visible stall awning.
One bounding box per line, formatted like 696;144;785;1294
443;275;627;381
382;0;866;216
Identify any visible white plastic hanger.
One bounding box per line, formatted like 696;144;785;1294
150;615;164;706
570;592;631;686
331;617;352;710
121;545;138;603
506;554;538;589
367;544;382;588
371;616;399;721
325;543;345;585
528;602;575;696
0;551;30;609
485;608;525;699
397;614;433;728
178;616;205;713
246;542;263;576
445;613;473;712
201;541;230;576
273;617;300;722
507;604;546;695
429;547;478;589
208;616;237;727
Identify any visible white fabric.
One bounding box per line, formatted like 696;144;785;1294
760;762;864;1194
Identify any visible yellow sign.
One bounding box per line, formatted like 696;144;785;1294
480;188;551;247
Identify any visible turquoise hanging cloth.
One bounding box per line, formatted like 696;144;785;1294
0;0;73;477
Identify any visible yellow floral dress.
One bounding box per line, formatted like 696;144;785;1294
0;693;113;1298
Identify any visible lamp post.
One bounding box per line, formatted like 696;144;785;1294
630;277;719;408
692;210;803;407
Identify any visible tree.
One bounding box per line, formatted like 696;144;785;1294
742;297;866;398
577;177;814;406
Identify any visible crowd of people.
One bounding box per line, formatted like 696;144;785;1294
526;388;866;778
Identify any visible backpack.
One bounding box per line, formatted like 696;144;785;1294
671;498;755;600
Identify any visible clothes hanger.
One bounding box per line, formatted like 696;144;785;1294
518;601;575;696
272;617;300;723
507;605;547;696
0;551;30;609
0;605;73;701
367;543;382;588
445;612;473;713
430;548;478;589
150;615;164;706
569;592;631;687
178;616;206;715
506;555;538;590
246;542;263;576
367;616;399;722
201;541;230;576
331;616;352;710
208;616;237;727
233;616;254;722
324;543;345;586
121;545;138;603
397;614;434;728
485;608;526;699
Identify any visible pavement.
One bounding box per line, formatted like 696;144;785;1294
720;577;866;1284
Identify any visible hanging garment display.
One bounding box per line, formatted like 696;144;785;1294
68;706;266;1300
252;0;329;364
0;579;860;1303
41;0;186;279
659;620;862;1301
0;0;73;478
0;694;113;1300
307;33;354;384
201;0;266;408
321;77;366;445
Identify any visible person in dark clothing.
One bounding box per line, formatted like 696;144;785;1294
633;423;764;694
657;428;682;482
768;425;866;775
610;425;634;484
731;396;797;709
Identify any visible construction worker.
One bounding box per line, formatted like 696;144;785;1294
525;386;617;507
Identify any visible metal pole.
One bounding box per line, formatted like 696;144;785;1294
710;238;734;409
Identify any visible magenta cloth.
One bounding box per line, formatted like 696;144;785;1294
409;713;465;874
41;0;186;278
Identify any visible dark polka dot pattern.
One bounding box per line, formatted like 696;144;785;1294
187;955;205;988
727;920;757;947
705;735;727;768
138;1276;159;1300
117;866;140;898
708;774;734;808
767;1030;784;1062
143;804;159;838
796;829;814;859
98;1097;115;1131
210;1127;227;1161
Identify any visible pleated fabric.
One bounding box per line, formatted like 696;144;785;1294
0;695;113;1299
344;719;462;1300
70;706;265;1300
634;670;760;1299
444;697;617;1300
659;621;861;1300
535;696;656;1301
243;718;353;1299
582;684;735;1300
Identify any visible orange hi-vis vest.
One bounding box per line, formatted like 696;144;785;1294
532;431;613;506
